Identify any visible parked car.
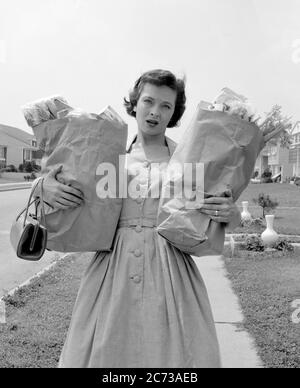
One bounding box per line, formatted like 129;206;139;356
295;177;300;186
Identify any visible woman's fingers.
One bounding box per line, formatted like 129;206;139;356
54;202;71;210
199;208;230;217
59;191;84;206
199;208;229;223
60;184;84;199
54;197;79;209
200;203;228;211
203;197;229;205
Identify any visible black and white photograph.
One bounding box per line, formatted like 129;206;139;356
0;0;299;371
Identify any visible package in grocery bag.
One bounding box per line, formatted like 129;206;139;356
22;96;128;252
157;89;264;256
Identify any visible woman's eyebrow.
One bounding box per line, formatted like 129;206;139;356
142;95;173;106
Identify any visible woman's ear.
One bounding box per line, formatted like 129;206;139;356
133;106;137;113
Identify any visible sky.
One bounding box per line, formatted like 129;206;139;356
0;0;299;142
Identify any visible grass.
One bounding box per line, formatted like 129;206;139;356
1;246;299;368
238;183;300;208
234;183;300;235
0;253;92;368
223;246;300;368
0;172;39;184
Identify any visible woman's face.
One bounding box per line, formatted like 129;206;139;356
134;83;177;136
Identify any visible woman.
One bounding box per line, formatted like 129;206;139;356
38;70;267;368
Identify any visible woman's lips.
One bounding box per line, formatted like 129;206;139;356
146;119;159;127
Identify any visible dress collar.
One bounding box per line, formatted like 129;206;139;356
126;134;177;157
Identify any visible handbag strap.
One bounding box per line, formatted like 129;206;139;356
15;177;46;227
39;177;47;228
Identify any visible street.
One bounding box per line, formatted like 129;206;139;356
0;189;59;298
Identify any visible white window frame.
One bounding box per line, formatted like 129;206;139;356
0;145;7;161
23;148;32;162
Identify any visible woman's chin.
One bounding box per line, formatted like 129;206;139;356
140;125;165;136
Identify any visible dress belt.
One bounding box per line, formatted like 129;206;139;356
118;218;157;228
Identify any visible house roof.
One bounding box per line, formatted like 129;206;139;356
292;122;300;135
0;123;34;147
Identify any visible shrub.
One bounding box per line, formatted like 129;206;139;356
0;165;18;172
253;193;279;218
245;235;265;252
261;169;273;183
241;217;264;228
261;169;272;179
272;239;294;253
7;164;18;172
23;161;35;173
18;163;24;172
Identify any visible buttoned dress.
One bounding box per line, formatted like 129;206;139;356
58;136;221;368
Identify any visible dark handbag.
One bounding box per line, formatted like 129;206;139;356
10;178;48;261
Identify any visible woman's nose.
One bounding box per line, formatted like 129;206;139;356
150;108;160;118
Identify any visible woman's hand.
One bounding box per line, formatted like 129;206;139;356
41;166;84;210
198;192;241;230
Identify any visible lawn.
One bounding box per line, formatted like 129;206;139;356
0;253;92;368
0;172;38;184
223;247;300;368
234;183;300;235
1;248;299;368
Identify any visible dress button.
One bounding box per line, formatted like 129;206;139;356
135;225;142;233
132;275;141;284
143;161;150;168
136;197;143;204
134;249;142;257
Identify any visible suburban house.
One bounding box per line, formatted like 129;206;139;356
0;123;42;169
289;122;300;177
254;142;292;182
254;122;300;182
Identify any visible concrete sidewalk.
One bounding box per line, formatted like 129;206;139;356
194;255;263;369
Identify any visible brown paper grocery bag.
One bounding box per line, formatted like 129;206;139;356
157;102;264;257
31;106;127;253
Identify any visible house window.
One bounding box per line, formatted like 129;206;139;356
23;149;32;162
0;146;7;168
31;139;37;147
0;146;7;160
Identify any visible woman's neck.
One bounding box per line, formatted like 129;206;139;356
136;131;167;147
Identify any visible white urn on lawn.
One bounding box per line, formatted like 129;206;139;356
261;215;279;249
241;201;252;222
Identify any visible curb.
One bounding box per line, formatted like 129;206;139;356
227;233;300;238
0;183;32;192
0;252;71;324
226;233;300;243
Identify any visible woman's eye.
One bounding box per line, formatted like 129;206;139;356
163;105;171;110
144;99;152;104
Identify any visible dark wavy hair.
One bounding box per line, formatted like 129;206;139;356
124;69;186;128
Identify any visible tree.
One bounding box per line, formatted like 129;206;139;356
253;193;279;218
260;105;293;148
